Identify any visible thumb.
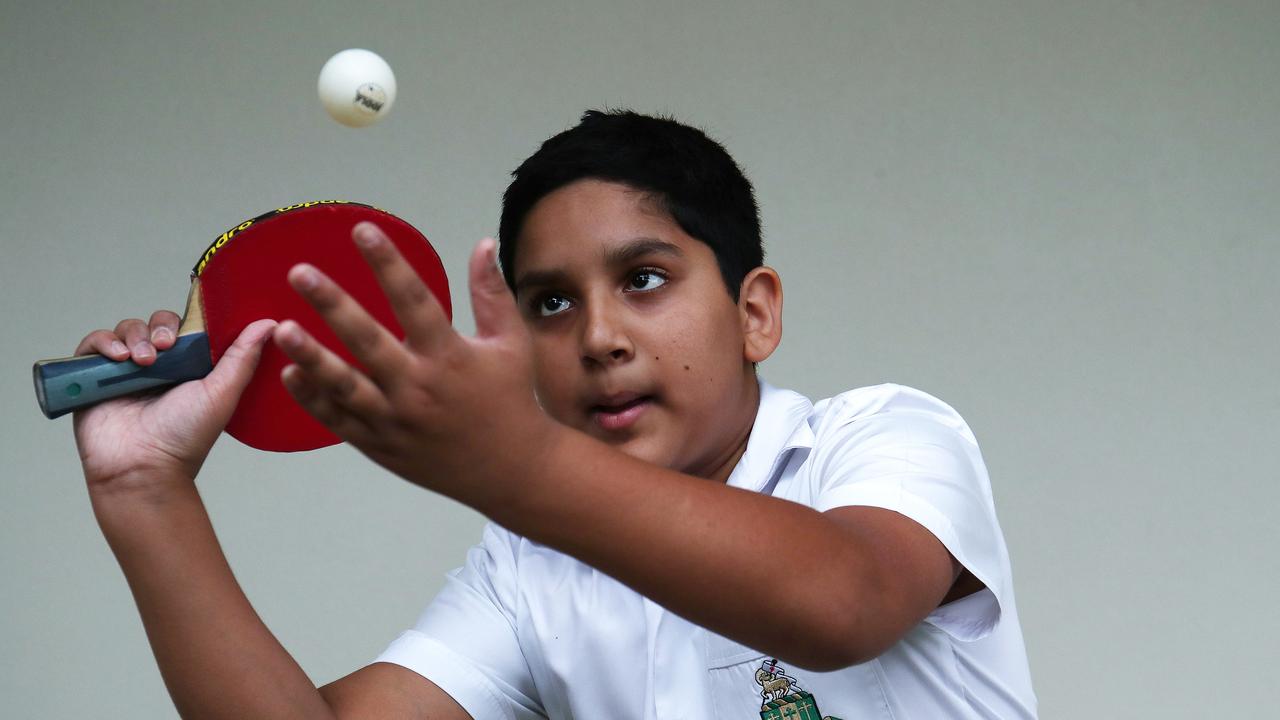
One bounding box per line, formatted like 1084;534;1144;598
469;238;521;339
203;319;277;404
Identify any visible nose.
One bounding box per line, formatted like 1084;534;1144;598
580;296;634;367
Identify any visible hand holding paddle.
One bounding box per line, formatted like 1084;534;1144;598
70;319;278;491
35;201;451;453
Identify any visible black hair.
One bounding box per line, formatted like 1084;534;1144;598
498;109;763;300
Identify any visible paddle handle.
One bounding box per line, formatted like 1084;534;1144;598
33;334;212;418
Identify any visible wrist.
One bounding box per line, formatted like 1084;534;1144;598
89;467;201;533
459;413;569;522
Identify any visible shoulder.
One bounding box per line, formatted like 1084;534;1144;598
787;382;995;520
746;380;982;478
813;382;973;431
806;382;979;448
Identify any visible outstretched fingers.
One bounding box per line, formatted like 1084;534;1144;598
351;222;452;352
274;319;392;421
286;261;410;387
280;364;376;440
468;238;522;340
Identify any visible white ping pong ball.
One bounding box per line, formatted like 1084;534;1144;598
317;49;397;127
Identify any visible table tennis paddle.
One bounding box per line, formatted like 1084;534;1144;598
33;200;451;452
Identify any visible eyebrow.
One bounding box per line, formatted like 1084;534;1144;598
603;236;684;266
514;237;684;295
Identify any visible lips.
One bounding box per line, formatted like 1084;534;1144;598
589;392;654;432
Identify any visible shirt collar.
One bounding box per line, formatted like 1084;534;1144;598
725;377;815;492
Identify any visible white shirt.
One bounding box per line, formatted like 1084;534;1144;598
377;380;1038;719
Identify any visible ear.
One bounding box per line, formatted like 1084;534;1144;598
738;266;783;363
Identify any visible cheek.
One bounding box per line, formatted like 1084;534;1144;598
657;305;742;376
530;338;576;414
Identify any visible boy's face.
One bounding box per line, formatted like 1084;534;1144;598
511;179;759;482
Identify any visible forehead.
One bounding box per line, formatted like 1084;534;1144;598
512;179;705;276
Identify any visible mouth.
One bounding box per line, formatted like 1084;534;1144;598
589;392;655;432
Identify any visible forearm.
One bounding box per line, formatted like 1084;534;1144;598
92;479;336;720
483;428;882;669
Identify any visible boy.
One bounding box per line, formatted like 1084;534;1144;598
74;110;1036;718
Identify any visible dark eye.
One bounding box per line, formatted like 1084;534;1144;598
536;295;571;317
627;270;667;292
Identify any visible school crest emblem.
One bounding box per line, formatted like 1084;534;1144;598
754;658;843;720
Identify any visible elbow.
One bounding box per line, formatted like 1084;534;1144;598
768;599;901;666
779;647;879;674
773;618;891;672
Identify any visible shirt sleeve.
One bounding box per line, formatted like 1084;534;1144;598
808;387;1012;642
375;523;546;720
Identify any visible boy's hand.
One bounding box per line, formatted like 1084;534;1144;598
275;222;556;508
72;315;277;496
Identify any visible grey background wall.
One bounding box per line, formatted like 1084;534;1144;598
3;1;1277;717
